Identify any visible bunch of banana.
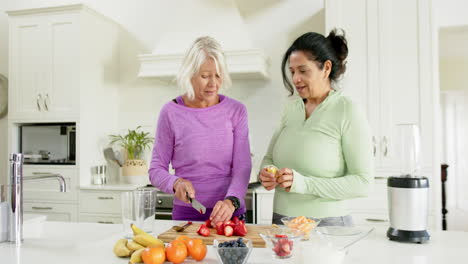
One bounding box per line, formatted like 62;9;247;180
112;224;165;264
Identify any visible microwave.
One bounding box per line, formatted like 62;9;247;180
19;123;76;165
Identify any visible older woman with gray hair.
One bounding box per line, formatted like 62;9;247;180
149;36;252;224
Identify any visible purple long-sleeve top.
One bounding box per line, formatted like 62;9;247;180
149;95;252;215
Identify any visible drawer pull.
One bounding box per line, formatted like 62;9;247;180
98;197;114;200
32;206;53;210
98;221;114;224
365;218;387;222
374;176;387;180
156;211;172;216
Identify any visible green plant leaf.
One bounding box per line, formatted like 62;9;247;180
108;126;154;160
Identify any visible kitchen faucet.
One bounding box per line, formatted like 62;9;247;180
7;153;67;243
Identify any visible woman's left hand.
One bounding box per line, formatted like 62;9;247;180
210;199;235;225
276;168;294;192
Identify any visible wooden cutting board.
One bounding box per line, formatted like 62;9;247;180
157;223;272;248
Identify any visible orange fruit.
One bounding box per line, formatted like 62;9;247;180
187;238;207;261
165;240;187;264
175;235;191;247
141;247;165;264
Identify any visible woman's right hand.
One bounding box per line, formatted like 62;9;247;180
173;178;195;203
259;167;278;191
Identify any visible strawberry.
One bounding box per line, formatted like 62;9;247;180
275;234;287;238
232;216;240;225
233;221;248;236
197;224;210;237
224;220;235;228
215;222;225;235
224;225;234;237
205;219;212;228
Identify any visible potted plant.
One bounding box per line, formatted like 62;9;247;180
109;126;154;184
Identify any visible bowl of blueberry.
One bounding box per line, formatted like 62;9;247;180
213;237;253;264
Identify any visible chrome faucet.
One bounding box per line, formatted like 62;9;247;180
8;153;67;243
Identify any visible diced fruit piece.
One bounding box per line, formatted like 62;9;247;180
224;220;235;228
275;234;287;238
215;222;225;235
232;216;240;225
224;226;234;237
233;221;248;236
205;219;212;228
266;166;278;175
197;224;210;237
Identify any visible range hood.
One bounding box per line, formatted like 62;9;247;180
138;1;269;81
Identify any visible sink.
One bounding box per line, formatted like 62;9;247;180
23;214;47;239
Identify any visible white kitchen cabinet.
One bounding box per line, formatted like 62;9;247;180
8;12;79;120
23;166;78;202
254;188;275;225
325;0;435;177
79;189;124;224
325;0;437;227
7;4;123;222
24;201;78;222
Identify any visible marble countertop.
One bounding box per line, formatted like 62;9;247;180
1;219;466;264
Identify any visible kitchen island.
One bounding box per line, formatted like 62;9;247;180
0;220;466;264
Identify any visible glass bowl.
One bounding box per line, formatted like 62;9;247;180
213;238;253;264
281;216;321;240
259;227;303;259
314;226;374;251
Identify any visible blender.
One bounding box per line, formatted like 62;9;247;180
387;124;430;243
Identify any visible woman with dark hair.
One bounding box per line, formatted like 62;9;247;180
259;29;373;226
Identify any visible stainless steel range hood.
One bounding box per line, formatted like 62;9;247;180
138;1;269;81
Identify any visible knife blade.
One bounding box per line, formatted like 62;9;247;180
186;192;206;214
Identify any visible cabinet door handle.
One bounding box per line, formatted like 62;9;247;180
365;218;388;222
36;94;42;111
98;221;114;224
372;136;377;157
98;197;114;200
382;136;388;157
44;93;49;111
32;206;53;210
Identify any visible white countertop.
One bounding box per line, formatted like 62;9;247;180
1;220;466;264
80;183;145;191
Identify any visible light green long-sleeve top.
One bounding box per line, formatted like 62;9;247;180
260;89;374;218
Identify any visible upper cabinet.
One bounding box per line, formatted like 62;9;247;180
325;0;436;177
8;11;79;120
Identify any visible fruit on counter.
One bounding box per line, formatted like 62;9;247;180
205;219;213;228
266;166;278;176
175;235;191;247
285;216;317;237
224;225;234;237
133;234;165;248
129;248;145;264
165;240;188;264
187;238;207;261
141;247;166;264
197;224;211;237
131;223;146;236
215;222;224;235
217;238;249;264
127;240;145;251
272;237;294;258
113;238;133;257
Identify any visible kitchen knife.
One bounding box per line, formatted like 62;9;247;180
186;192;206;214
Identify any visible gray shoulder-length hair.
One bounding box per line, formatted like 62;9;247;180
176;36;232;100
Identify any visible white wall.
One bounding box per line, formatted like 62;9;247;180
0;1;9;185
439;59;468;91
0;0;325;183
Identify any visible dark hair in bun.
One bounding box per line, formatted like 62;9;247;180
281;28;348;95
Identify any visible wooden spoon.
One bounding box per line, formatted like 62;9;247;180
172;221;192;232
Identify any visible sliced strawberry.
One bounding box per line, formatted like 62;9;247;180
224;225;234;237
224;220;235;228
215;222;225;235
275;234;287;238
232;216;240;225
288;240;294;250
197;224;210;237
205;219;212;228
281;241;291;254
233;222;248;236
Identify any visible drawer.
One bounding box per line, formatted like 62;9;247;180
80;190;121;214
23;167;78;202
24;201;78;222
79;213;122;224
